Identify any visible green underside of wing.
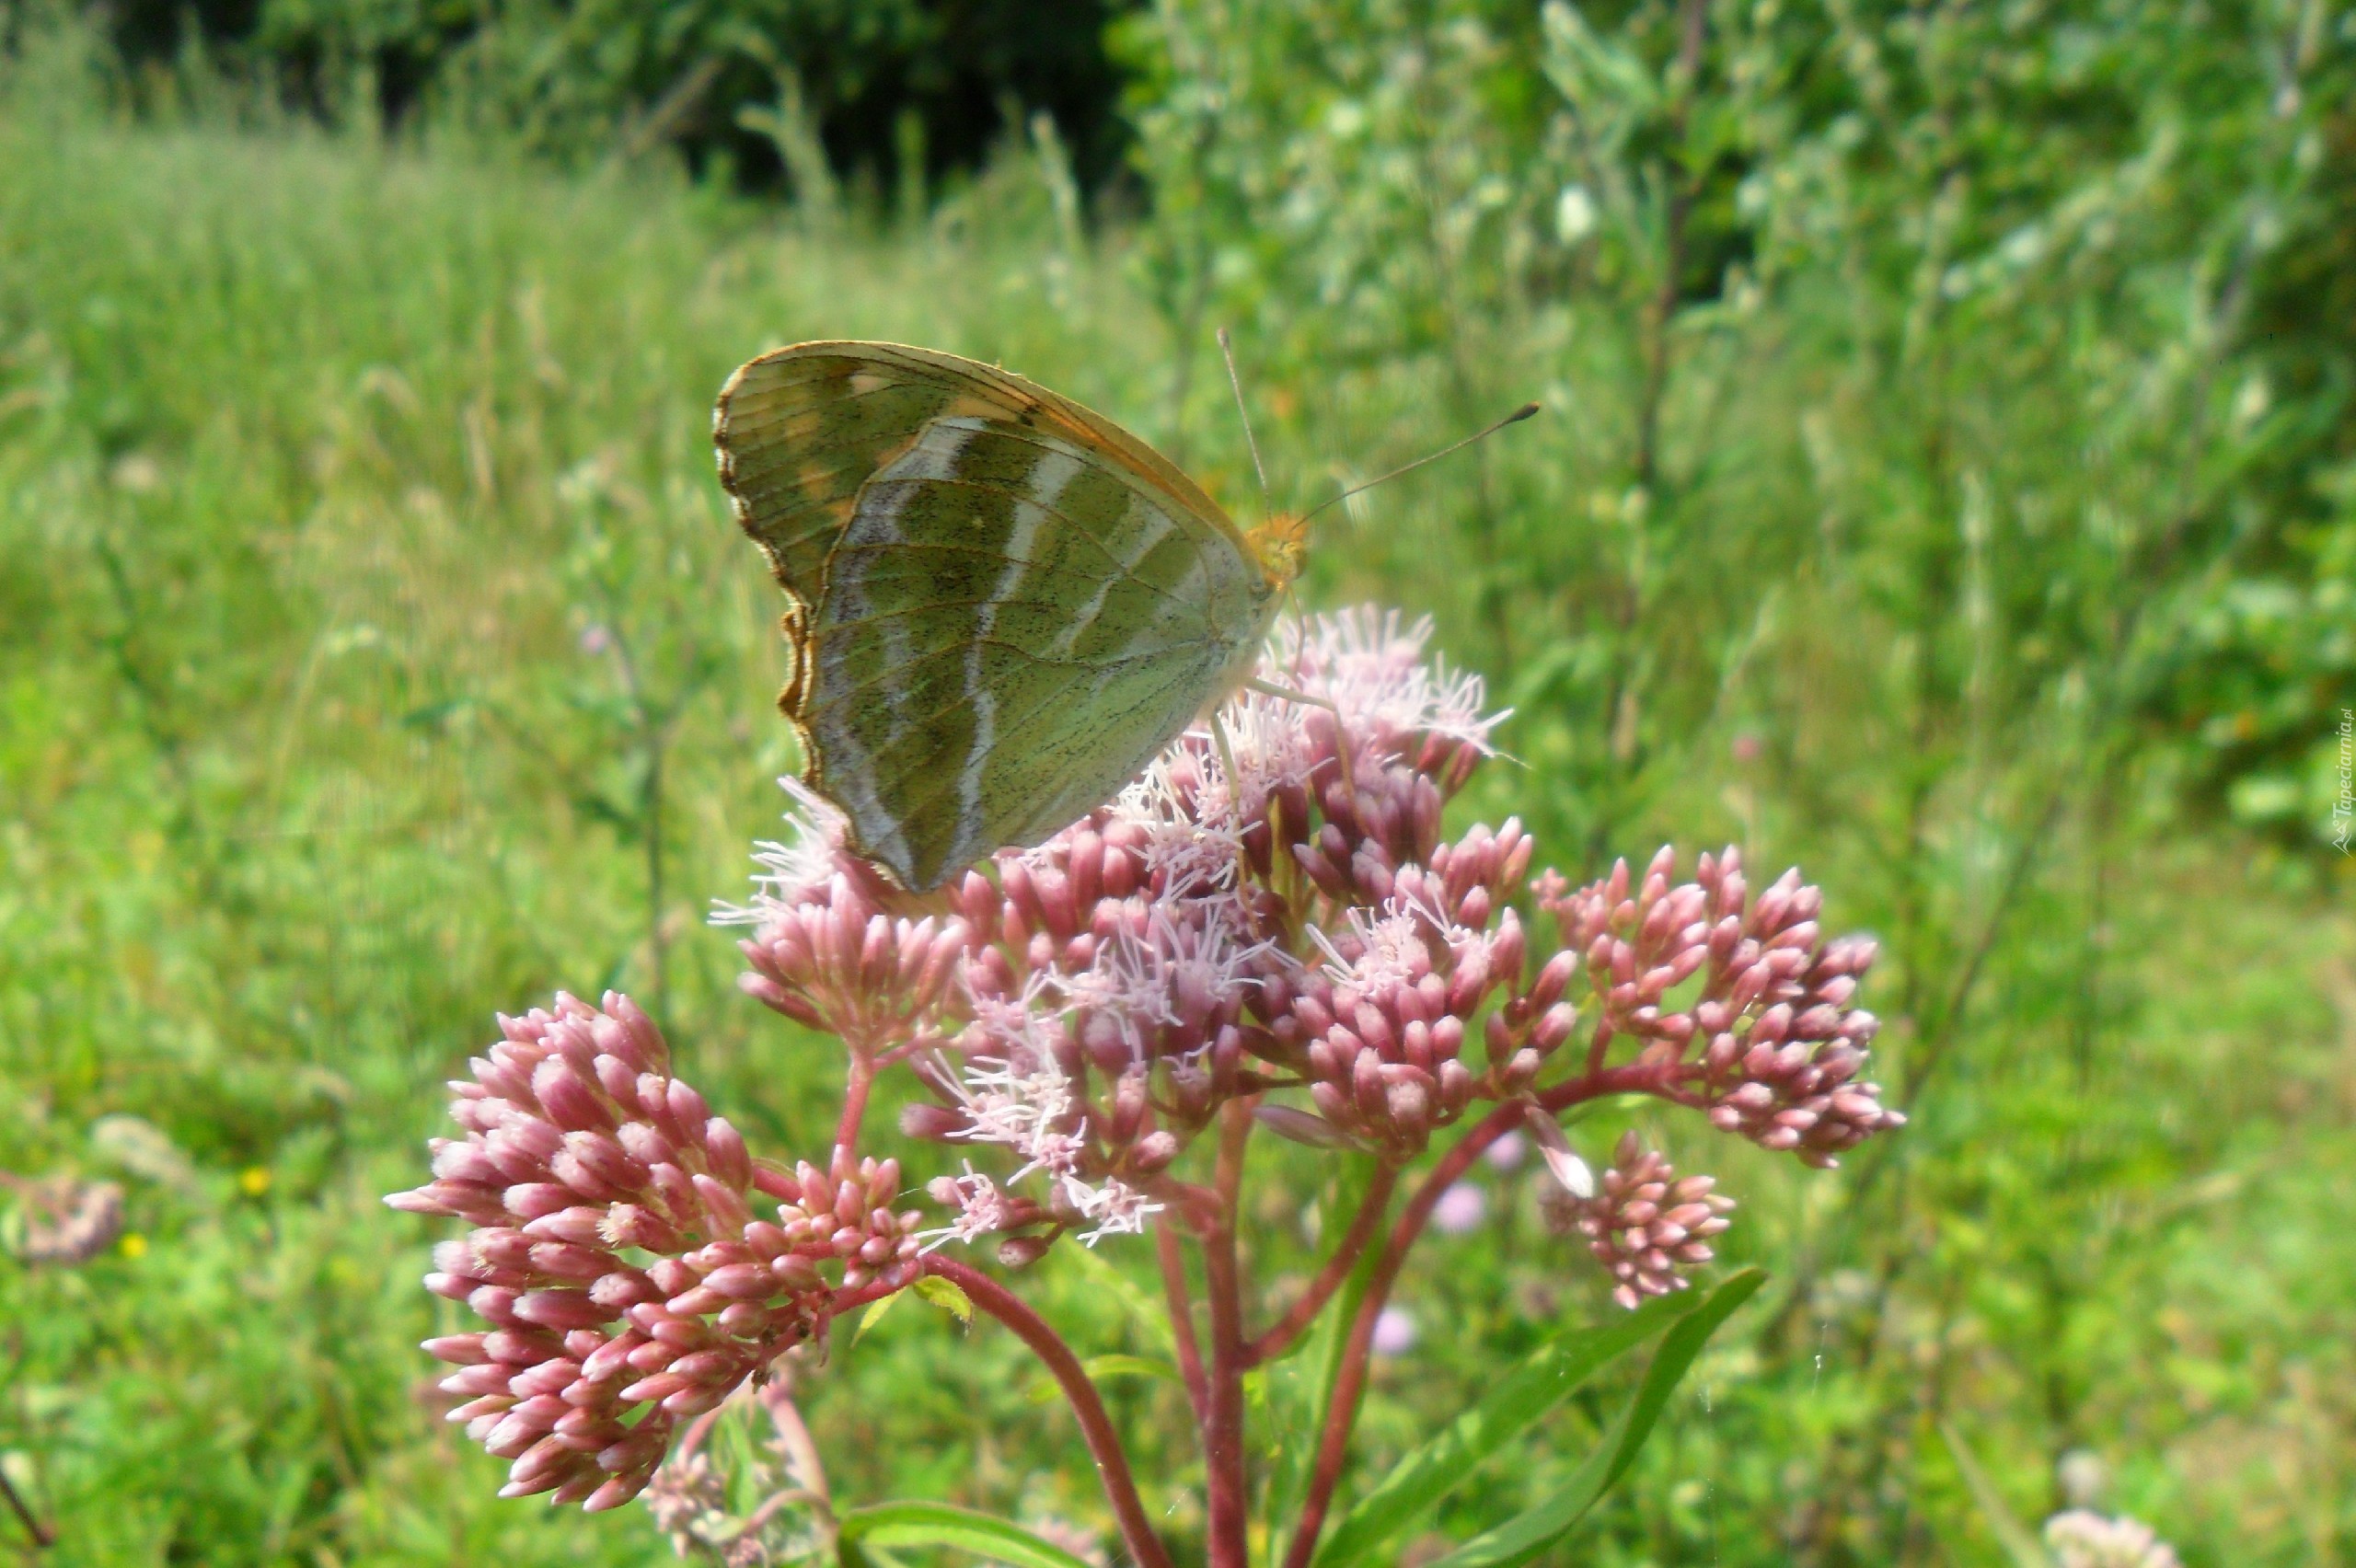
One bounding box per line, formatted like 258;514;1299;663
803;417;1274;889
717;352;991;601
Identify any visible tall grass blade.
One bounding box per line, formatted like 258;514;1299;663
1938;1422;2054;1568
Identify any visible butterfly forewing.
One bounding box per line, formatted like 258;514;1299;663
804;418;1273;888
715;341;1234;608
717;348;1000;603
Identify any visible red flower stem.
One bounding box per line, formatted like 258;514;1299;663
1585;1018;1615;1078
758;1378;834;1516
1540;1061;1680;1114
1243;1161;1400;1367
833;1054;876;1159
1156;1219;1212;1424
1203;1101;1255;1568
923;1256;1176;1568
1284;1069;1657;1568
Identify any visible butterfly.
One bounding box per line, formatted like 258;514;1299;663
713;340;1311;893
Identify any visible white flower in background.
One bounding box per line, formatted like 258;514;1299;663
1555;183;1599;244
2043;1511;2183;1568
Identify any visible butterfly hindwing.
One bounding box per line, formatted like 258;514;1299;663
803;417;1274;888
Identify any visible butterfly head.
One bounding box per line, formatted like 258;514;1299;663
1243;511;1309;591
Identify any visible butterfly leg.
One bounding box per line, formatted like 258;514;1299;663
1208;709;1252;884
1239;675;1357;799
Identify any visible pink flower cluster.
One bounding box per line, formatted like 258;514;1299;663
389;605;1910;1525
387;994;920;1510
1539;846;1904;1168
725;800;970;1047
880;611;1547;1240
1543;1131;1735;1309
701;611;1900;1279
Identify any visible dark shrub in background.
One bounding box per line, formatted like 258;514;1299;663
75;0;1138;201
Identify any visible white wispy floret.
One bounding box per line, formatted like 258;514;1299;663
965;969;1068;1056
1112;753;1246;895
1011;1126;1091;1184
1265;607;1507;751
1311;894;1464;993
1068;902;1272;1044
946;1043;1078;1150
1068;1176;1163;1246
918;1164;1010;1252
1207;687;1322;811
710;777;850;926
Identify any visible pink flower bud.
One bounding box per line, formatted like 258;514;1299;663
513;1289;616;1332
618;1372;693;1406
1131;1130;1182;1170
1531;1002;1578;1053
700;1263;773;1300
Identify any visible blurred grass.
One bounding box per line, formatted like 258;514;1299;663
2;28;2352;1568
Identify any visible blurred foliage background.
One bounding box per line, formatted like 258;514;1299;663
1;0;2351;1562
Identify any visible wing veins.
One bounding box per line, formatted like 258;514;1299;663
838;657;1207;820
810;633;1204;712
839;475;1218;614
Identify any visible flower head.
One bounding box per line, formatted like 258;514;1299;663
711;778;854;920
1537;847;1903;1168
1268;607;1506;764
386;993;921;1511
398;604;1901;1525
2042;1511;2183;1568
1543;1132;1734;1309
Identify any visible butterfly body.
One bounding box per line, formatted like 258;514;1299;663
715;341;1300;892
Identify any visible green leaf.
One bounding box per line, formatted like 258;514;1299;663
1939;1422;2054;1568
837;1501;1095;1568
1265;1156;1390;1534
857;1279;973;1346
1083;1353;1180;1383
1415;1270;1765;1568
913;1274;974;1328
851;1290;905;1345
836;1534;913;1568
1054;1239;1176;1359
1313;1285;1725;1568
1022;1354;1181;1404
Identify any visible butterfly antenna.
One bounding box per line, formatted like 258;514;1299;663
1217;326;1274;504
1302;401;1542;523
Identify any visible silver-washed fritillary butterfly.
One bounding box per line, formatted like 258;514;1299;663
713;340;1311;892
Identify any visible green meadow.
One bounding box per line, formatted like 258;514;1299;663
2;6;2352;1564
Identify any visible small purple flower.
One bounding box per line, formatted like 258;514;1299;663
1484;1130;1527;1170
1430;1182;1486;1234
1370;1306;1417;1356
579;624;613;656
